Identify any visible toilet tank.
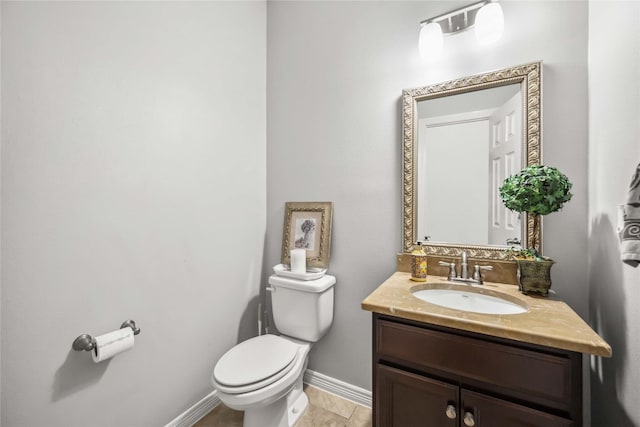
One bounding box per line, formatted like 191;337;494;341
268;274;336;342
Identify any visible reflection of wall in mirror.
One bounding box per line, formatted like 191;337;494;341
417;84;520;119
418;112;490;244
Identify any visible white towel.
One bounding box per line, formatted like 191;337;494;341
621;163;640;265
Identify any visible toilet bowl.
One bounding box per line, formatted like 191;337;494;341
212;274;336;427
213;335;310;427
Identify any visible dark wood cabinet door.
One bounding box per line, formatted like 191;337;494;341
461;389;575;427
376;364;459;427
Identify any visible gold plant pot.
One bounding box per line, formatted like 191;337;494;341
515;258;555;296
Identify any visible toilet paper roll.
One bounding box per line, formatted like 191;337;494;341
290;248;306;274
92;327;134;363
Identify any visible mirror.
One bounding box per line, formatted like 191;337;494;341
418;84;522;245
402;62;542;260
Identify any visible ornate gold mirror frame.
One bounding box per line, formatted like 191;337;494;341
402;62;542;260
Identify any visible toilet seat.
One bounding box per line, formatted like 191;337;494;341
213;335;299;394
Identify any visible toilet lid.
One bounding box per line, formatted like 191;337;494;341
214;335;299;388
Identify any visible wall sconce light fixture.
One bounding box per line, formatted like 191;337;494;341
419;0;504;59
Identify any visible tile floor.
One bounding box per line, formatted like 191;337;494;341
194;385;372;427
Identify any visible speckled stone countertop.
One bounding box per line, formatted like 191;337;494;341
361;272;612;357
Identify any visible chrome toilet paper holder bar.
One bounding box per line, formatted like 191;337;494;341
72;319;141;352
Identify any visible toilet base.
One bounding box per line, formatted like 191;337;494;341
242;375;308;427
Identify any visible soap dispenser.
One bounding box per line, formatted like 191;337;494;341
410;242;428;282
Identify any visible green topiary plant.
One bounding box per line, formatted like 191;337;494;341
500;165;573;259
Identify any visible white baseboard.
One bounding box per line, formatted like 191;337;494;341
165;390;221;427
166;369;372;427
303;369;372;408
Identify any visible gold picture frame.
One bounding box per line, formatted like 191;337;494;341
281;201;333;269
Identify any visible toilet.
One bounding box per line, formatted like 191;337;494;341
212;273;336;427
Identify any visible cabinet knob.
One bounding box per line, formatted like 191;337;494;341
445;404;457;419
463;411;475;426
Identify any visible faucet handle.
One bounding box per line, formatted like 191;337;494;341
439;261;457;280
473;265;493;284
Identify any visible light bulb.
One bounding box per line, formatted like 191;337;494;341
475;2;504;45
419;22;444;60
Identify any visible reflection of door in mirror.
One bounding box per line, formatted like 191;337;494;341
416;84;521;246
488;92;521;246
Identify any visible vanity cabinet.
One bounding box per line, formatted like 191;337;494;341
373;313;582;427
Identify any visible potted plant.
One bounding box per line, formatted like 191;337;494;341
499;165;573;296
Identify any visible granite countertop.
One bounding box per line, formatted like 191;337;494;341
361;272;612;357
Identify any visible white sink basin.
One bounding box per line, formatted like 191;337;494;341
412;288;527;315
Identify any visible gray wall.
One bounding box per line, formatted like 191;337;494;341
588;2;640;426
267;0;589;390
1;2;266;426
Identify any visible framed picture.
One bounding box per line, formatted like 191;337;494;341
281;201;333;269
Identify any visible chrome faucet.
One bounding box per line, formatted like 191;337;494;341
438;251;493;285
460;251;469;279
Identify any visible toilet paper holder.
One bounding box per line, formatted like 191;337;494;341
72;319;141;352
